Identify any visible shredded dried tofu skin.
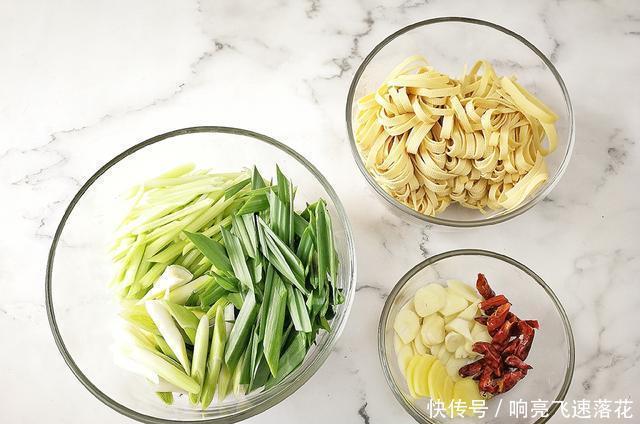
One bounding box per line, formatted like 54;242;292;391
354;55;558;216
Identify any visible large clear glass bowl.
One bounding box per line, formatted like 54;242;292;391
378;249;575;423
45;126;356;423
347;18;575;227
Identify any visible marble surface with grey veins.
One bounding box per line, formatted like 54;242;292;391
1;0;639;422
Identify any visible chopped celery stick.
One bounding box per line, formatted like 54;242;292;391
132;197;213;235
146;301;191;374
139;262;166;289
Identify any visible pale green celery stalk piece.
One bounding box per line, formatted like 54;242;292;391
184;231;233;275
146;300;191;374
224;290;259;369
121;236;146;292
129;346;200;393
264;274;287;376
164;302;200;344
146;220;183;244
182;215;232;256
132;197;213;235
145;185;219;204
110;235;135;259
109;259;128;289
168;275;213;305
264;332;307;390
146;242;184;264
200;305;227;409
149;163;195;181
154;334;178;361
216;363;232;402
315;201;330;292
286;284;312;333
192;262;212;279
190;315;210;404
144;174;212;189
139;262;166;289
156;392;174;405
144;205;212;259
178;249;201;269
180;194;231;235
221;228;254;291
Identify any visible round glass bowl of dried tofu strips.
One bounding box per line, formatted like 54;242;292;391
378;250;575;423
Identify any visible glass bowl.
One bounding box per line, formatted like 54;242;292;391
378;249;575;423
45;126;356;423
346;17;575;227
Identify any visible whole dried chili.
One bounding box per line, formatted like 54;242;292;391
476;273;495;299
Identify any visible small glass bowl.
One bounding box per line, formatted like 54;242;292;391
45;126;356;423
378;249;575;423
346;17;575;227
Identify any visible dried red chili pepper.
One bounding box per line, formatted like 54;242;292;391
478;368;498;395
480;294;509;312
487;303;511;333
472;342;501;368
474;316;488;325
501;338;519;357
523;319;540;329
476;273;495;299
515;321;535;360
505;355;532;371
459;358;485;378
492;318;515;345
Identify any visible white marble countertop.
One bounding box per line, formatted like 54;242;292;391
2;0;639;422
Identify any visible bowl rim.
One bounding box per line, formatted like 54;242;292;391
45;126;357;423
377;249;575;423
346;17;576;227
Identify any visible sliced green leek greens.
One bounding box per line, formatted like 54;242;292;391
110;164;342;408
